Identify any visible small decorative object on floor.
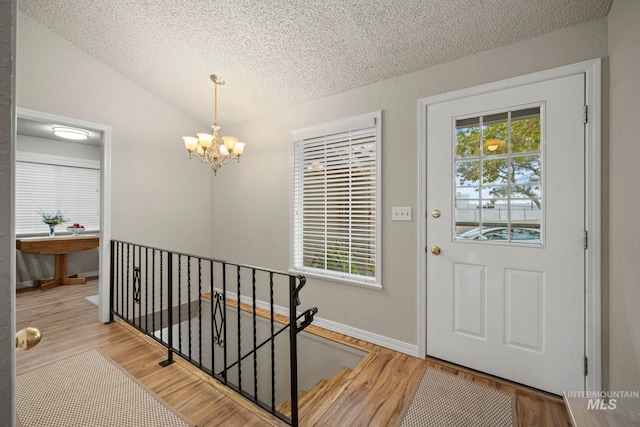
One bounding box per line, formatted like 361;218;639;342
40;210;67;237
66;223;86;236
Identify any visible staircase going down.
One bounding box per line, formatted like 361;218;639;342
277;366;354;425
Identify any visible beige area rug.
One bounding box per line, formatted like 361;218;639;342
16;349;195;427
400;368;516;427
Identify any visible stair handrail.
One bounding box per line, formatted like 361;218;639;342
220;307;318;375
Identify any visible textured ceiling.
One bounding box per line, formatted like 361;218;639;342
19;0;612;128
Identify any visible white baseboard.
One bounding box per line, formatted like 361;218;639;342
16;280;35;289
208;288;420;358
78;270;99;278
16;270;99;288
310;317;420;357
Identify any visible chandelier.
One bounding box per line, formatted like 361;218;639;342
182;74;246;175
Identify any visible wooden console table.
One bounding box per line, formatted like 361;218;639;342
16;236;99;290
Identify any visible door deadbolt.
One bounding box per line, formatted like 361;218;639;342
431;246;441;255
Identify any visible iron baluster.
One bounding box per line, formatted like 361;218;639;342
212;292;225;347
133;267;141;305
214;261;216;373
252;268;258;402
120;242;124;317
152;249;156;334
109;240;115;322
223;263;228;385
289;275;299;427
178;255;182;355
126;243;130;320
159;250;164;339
237;265;242;394
145;247;149;333
270;272;275;411
187;255;192;360
198;258;203;369
160;251;174;367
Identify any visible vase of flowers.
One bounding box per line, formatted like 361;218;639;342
40;210;67;237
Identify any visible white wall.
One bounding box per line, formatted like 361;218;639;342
215;18;609;351
0;1;16;424
607;0;640;412
16;11;213;255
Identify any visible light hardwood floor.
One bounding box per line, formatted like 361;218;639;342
15;281;571;426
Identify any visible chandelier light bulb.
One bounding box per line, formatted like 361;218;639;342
233;142;246;155
183;136;198;152
222;135;239;150
197;133;213;148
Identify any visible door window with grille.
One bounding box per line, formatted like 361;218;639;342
454;106;542;244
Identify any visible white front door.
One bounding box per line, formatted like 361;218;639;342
426;74;585;394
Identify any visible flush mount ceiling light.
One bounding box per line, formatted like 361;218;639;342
182;74;246;175
52;126;90;140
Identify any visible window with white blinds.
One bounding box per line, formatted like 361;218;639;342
16;152;100;235
292;111;381;287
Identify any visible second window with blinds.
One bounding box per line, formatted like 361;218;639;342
291;111;381;288
16;152;100;236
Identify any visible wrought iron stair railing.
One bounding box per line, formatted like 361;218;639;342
109;240;316;426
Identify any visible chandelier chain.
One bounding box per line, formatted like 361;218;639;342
213;82;218;127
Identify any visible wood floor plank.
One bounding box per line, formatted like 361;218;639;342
16;280;571;427
544;399;573;427
320;349;425;427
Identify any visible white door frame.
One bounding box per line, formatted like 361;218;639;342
416;58;602;392
16;107;113;323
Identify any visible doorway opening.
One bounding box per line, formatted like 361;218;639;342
15;107;112;322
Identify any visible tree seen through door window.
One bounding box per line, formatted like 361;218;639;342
454;107;542;243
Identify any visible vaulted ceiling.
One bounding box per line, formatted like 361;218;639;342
19;0;612;128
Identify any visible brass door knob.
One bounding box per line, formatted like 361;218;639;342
431;210;441;218
15;327;42;351
431;246;441;255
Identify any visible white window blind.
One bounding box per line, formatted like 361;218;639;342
292;112;381;287
16;153;100;235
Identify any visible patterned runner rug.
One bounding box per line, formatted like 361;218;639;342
16;349;195;427
400;368;516;427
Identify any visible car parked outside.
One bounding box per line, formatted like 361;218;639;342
457;227;540;243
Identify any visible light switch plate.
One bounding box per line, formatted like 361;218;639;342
392;207;412;221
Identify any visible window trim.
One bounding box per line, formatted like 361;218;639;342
289;111;382;289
